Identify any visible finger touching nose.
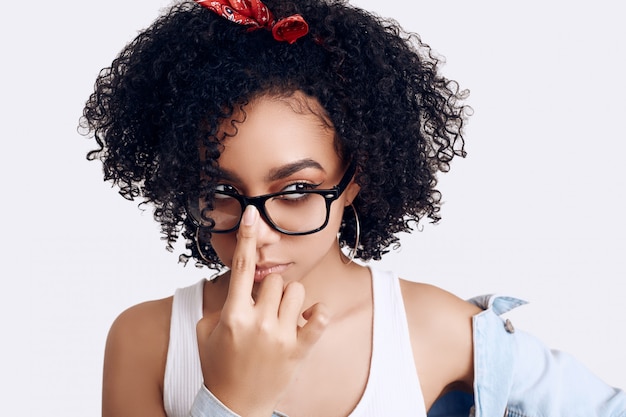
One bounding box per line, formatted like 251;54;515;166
250;207;281;248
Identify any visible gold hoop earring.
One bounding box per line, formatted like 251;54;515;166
341;203;360;265
195;227;213;265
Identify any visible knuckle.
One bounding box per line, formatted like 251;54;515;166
257;317;275;335
314;305;331;328
285;280;304;294
282;281;305;303
318;312;330;328
220;311;249;331
231;255;253;273
237;224;256;239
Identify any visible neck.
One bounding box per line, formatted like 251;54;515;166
298;245;371;319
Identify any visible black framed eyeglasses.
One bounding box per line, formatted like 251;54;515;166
188;161;356;236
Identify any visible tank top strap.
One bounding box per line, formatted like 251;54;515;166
349;267;427;416
164;279;206;417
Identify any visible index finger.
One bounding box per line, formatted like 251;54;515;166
225;205;259;307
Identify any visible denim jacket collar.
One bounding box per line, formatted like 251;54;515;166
469;295;527;417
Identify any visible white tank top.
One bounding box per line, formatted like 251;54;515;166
163;267;427;417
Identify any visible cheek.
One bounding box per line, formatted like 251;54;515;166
329;198;349;229
304;201;346;251
328;200;353;246
210;233;237;265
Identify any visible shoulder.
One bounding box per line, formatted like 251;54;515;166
399;280;481;327
103;297;173;416
399;280;480;351
398;279;481;406
105;297;173;375
106;297;173;357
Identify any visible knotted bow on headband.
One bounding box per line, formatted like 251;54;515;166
195;0;309;44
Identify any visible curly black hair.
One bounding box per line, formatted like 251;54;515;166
80;0;470;270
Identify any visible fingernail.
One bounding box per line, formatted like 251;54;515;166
242;205;258;226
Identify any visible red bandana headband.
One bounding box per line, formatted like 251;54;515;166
195;0;309;44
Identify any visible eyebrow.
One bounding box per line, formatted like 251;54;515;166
217;158;326;184
266;159;325;181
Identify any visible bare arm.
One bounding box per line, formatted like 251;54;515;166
102;298;172;417
400;280;480;409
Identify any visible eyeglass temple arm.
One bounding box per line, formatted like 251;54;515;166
336;160;357;191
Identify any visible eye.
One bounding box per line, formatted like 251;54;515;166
215;184;238;197
215;184;236;192
282;182;317;192
274;182;320;202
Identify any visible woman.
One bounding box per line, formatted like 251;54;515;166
81;1;626;416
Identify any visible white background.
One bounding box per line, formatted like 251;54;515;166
1;0;624;415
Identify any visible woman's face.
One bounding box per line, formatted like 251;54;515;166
209;92;359;284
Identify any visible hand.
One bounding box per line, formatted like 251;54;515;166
196;205;329;417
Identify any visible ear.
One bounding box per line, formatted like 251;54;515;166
344;181;361;206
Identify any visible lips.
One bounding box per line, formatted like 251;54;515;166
254;263;292;282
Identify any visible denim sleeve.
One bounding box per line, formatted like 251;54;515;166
190;385;289;417
506;329;626;417
471;295;626;417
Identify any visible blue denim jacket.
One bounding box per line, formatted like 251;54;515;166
191;295;626;417
429;295;626;417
